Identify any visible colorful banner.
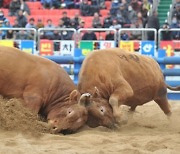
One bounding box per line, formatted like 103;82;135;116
0;40;14;47
20;40;34;54
79;41;93;56
160;41;174;69
140;41;155;56
119;41;134;52
39;40;53;55
60;41;75;56
100;41;115;49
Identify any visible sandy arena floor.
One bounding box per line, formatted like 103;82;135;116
0;96;179;154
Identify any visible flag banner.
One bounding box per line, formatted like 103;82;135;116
0;40;14;47
39;40;53;55
20;40;34;54
60;41;75;56
119;41;134;52
140;41;155;56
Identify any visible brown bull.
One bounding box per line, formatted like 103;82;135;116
78;48;180;128
0;46;89;134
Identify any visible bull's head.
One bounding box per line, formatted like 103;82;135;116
47;90;89;134
85;87;115;129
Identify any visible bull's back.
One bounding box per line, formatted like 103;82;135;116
79;48;165;100
0;46;75;98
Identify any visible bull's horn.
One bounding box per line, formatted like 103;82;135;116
78;93;91;107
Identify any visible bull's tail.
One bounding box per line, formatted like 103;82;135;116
166;85;180;91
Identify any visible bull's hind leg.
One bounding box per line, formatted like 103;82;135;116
109;79;134;124
154;96;172;116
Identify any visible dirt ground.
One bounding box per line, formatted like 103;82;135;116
0;96;179;154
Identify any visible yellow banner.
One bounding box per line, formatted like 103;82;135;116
119;41;134;52
0;40;14;47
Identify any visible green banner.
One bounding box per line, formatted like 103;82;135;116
79;41;93;56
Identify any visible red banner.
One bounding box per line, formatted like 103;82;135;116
39;40;53;55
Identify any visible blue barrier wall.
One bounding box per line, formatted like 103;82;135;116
45;48;180;100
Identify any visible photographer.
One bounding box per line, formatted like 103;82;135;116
161;22;172;40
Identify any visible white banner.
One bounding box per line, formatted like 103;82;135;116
60;41;75;56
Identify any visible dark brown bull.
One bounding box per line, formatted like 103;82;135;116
78;48;180;128
0;46;89;134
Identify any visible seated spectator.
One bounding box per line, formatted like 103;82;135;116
44;19;55;39
71;19;78;29
172;3;180;21
161;22;172;40
25;18;37;29
61;0;74;9
120;31;129;40
105;31;114;40
13;18;21;27
110;0;120;16
2;0;11;8
52;0;61;9
2;19;12;37
78;20;85;29
90;0;100;15
74;0;81;9
61;11;71;28
72;12;81;27
92;12;102;28
57;19;65;28
81;30;97;40
103;12;113;28
5;29;15;39
141;4;149;27
36;19;44;29
116;3;129;26
131;0;142;12
0;10;7;23
49;30;62;51
170;16;180;40
60;30;73;40
0;30;5;39
129;20;143;40
127;5;137;24
16;9;27;27
92;0;105;9
110;19;122;30
20;0;30;17
9;0;21;16
80;0;91;16
15;30;29;39
41;0;53;9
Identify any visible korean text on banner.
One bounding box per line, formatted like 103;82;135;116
60;41;75;56
119;41;134;52
39;40;53;55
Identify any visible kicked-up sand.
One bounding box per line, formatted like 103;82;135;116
0;96;180;154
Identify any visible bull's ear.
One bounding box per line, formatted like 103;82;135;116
92;87;100;98
69;90;81;101
79;93;91;107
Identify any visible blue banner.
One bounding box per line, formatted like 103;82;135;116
140;41;155;56
20;40;34;54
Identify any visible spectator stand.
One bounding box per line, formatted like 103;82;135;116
0;27;36;53
118;28;157;56
77;28;117;56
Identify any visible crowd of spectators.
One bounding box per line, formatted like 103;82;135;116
0;0;179;41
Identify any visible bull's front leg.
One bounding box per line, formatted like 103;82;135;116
109;80;133;125
23;86;43;113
